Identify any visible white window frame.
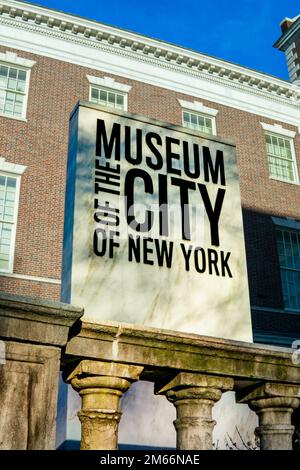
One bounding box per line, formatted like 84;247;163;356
0;51;35;121
261;122;299;185
0;158;26;273
87;75;131;111
178;99;218;136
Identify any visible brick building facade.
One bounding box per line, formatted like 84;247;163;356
0;0;300;349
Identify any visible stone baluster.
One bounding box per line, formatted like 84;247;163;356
237;383;300;450
156;372;234;450
67;360;143;450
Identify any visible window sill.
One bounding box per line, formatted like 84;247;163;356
0;113;27;123
269;176;300;186
0;269;13;275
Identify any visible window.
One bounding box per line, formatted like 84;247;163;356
261;122;298;184
0;65;27;118
0;174;18;271
182;110;213;135
265;133;298;183
87;75;131;111
0;158;26;273
178;99;218;136
90;87;125;110
276;228;300;310
0;52;35;120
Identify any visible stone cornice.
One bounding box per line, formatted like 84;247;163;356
0;0;300;106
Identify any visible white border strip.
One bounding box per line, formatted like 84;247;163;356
0;272;61;284
178;99;218;116
260;122;296;138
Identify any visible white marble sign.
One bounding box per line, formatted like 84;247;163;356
62;101;252;342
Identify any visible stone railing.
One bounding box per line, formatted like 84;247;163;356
0;292;299;450
64;321;300;450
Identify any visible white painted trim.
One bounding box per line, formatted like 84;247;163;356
0;272;61;284
269;176;300;186
0;171;21;273
263;129;299;185
88;85;128;112
0;160;26;273
181;109;217;136
0;113;27;122
0;3;299;99
0;4;299;128
87;75;131;93
0;52;33;120
0;50;35;68
260;122;296;138
0;157;26;175
178;99;218;116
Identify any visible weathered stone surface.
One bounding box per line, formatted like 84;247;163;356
0;292;83;450
156;373;234;450
0;341;61;449
237;382;300;450
66;360;143;450
65;321;300;386
0;292;83;346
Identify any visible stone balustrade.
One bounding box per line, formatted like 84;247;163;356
0;293;299;450
64;321;300;450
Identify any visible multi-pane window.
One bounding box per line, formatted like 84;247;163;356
182;111;213;135
0;174;18;271
276;228;300;310
0;65;27;118
90;87;125;110
265;133;297;183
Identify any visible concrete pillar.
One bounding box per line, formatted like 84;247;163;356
156;373;234;450
67;360;143;450
237;383;300;450
0;293;83;450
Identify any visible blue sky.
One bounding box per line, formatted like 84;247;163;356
24;0;299;80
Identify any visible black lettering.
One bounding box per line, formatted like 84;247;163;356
95;172;120;187
221;251;233;278
155;239;173;268
93;228;107;256
198;184;225;246
125;126;143;165
208;249;220;276
180;243;193;271
96;120;120;160
171;177;196;240
94;211;119;226
125;168;154;232
203;147;226;186
194;247;206;273
108;231;119;258
128;235;140;263
145;132;163;170
166;136;181;175
158;173;168;237
94;183;120;195
183;141;200;179
143;237;154;265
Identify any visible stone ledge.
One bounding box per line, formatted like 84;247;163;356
64;321;300;387
0;292;83;347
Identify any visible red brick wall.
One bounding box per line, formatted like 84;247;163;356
0;45;299;308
